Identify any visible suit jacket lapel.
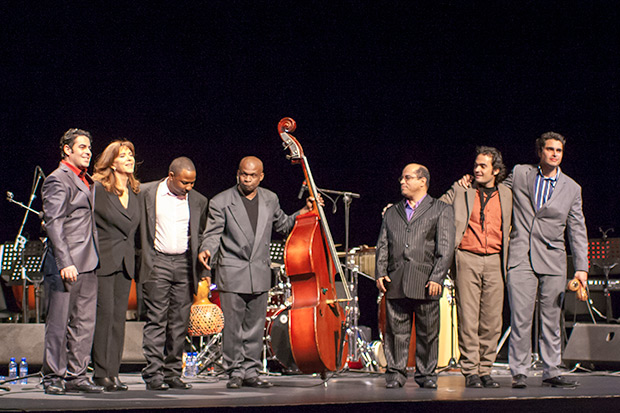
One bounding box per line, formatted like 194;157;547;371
109;189;132;220
539;173;565;212
465;187;476;221
146;181;161;236
188;190;201;248
61;164;93;207
409;195;432;223
395;200;408;223
526;166;538;212
251;188;269;257
228;188;255;247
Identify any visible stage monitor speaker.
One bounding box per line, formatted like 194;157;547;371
0;323;45;365
0;321;146;366
563;323;620;367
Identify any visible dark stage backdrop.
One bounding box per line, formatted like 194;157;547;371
1;2;618;335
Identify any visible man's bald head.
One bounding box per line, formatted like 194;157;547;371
239;156;264;174
237;156;265;198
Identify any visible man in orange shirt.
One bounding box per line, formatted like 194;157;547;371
440;147;512;388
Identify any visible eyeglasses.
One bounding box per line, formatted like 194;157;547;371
399;174;418;182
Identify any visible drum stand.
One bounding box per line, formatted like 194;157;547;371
193;333;224;376
345;267;381;372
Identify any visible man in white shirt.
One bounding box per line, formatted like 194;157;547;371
137;157;209;391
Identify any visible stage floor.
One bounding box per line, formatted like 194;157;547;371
1;366;619;413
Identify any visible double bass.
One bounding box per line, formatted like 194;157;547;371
278;117;351;375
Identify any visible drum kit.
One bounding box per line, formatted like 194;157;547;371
191;243;462;376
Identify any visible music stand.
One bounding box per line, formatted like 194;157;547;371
588;237;620;323
1;240;45;322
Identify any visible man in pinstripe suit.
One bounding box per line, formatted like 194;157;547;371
376;163;455;389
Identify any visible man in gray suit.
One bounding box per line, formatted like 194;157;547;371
440;147;512;388
198;156;312;389
376;163;455;389
138;157;209;391
505;132;588;389
41;128;103;394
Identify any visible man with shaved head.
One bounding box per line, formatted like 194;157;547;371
376;163;455;389
138;156;209;391
199;156;313;389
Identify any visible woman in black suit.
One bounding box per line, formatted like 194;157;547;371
91;140;140;391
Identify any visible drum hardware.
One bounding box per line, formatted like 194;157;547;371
437;274;459;371
186;282;225;376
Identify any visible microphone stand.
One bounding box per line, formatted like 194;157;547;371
310;186;376;370
5;166;46;323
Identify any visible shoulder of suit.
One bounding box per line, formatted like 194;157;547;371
558;171;581;189
211;186;237;202
190;189;208;204
512;164;535;174
257;186;278;200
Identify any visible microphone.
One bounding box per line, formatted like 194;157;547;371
36;166;47;179
6;191;14;200
297;182;307;199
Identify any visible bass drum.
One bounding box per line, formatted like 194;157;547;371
264;307;299;373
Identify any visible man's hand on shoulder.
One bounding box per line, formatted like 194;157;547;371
198;249;211;270
60;265;78;282
457;174;474;188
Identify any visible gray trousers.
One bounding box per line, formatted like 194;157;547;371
141;252;192;382
455;250;504;377
507;261;566;379
219;291;268;380
42;270;97;385
384;297;440;386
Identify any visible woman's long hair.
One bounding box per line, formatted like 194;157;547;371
93;140;140;195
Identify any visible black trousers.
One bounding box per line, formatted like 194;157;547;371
141;252;193;382
92;270;132;379
384;297;440;385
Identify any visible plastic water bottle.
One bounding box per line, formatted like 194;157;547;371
8;357;18;384
184;352;194;378
192;352;199;376
19;357;28;385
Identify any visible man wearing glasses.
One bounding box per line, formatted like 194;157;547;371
376;163;455;389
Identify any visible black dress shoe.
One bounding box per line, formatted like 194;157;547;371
242;377;273;388
146;378;169;391
385;380;403;389
65;379;104;393
512;374;527;389
44;379;65;395
93;377;118;392
480;375;500;388
111;376;128;391
542;376;579;388
465;374;483;388
420;379;437;389
164;377;192;389
227;376;243;389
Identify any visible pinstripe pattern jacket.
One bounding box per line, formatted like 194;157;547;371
375;195;455;300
